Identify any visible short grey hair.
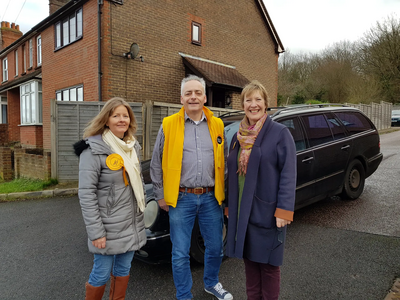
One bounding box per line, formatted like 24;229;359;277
180;75;206;96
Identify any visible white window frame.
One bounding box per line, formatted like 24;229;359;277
29;39;33;68
37;36;42;66
15;50;18;76
191;21;202;45
20;80;42;125
2;58;8;82
55;7;83;49
56;85;84;101
0;96;7;124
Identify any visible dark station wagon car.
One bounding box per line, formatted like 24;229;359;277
136;104;383;264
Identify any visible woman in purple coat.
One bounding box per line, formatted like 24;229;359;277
226;80;297;300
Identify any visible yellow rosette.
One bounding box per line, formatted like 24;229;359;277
106;154;129;186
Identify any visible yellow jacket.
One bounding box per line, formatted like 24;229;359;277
162;107;225;207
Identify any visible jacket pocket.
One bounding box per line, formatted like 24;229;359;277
249;194;276;229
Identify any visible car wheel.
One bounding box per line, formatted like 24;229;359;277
189;215;228;264
341;159;365;200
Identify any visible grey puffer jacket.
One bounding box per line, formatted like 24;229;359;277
75;135;147;255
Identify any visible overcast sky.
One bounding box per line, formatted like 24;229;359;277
1;0;399;54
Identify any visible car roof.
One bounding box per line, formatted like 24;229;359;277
219;104;362;123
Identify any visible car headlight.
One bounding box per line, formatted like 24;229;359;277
144;200;159;229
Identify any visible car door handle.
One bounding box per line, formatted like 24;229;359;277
301;157;314;163
341;145;350;150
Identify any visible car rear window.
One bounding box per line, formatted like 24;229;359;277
334;111;373;135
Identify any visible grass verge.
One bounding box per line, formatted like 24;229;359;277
0;178;58;194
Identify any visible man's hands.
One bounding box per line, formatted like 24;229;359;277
276;217;291;228
92;237;106;249
158;199;169;212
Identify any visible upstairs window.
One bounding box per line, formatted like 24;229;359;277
55;7;83;49
37;36;42;66
2;58;8;82
22;44;26;73
56;85;83;101
15;50;18;76
29;39;33;68
191;21;202;45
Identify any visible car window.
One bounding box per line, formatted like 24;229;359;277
334;111;373;135
278;117;306;151
301;114;334;147
325;113;346;140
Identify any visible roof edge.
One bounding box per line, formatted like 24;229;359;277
255;0;285;54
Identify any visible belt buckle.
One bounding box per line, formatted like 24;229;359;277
193;187;204;195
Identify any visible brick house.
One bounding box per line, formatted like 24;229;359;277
0;0;284;181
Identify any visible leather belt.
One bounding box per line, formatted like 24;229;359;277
179;187;214;195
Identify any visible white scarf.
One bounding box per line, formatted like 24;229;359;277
102;129;145;212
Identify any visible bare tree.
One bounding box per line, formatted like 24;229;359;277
358;15;400;103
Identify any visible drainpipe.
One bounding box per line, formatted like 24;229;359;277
98;0;103;101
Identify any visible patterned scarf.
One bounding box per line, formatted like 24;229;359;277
237;113;267;175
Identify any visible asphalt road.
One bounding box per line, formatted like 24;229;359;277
0;130;399;300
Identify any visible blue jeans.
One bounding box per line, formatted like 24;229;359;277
88;251;135;287
169;191;224;300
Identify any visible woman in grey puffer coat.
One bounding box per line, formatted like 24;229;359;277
74;97;146;300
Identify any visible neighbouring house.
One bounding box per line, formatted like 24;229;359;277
0;0;284;181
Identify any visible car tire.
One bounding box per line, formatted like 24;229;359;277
189;215;228;264
341;159;365;200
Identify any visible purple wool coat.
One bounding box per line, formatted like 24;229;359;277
226;115;297;266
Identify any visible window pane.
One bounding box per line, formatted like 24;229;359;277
279;117;306;151
56;23;61;47
37;36;42;65
31;82;35;92
77;9;82;37
56;92;62;101
70;15;76;42
192;24;199;42
21;95;26;123
63;90;69;101
335;112;373;135
29;39;33;67
38;92;42;123
70;88;77;101
77;87;83;101
301;114;333;147
31;92;36;123
1;105;7;124
63;19;69;45
26;83;30;93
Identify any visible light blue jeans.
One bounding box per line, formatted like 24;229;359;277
169;191;224;300
88;251;135;287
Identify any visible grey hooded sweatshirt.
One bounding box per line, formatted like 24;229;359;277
75;135;147;255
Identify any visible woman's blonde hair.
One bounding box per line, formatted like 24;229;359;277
240;80;269;110
83;97;137;141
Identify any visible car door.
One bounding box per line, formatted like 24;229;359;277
277;117;317;209
300;113;351;199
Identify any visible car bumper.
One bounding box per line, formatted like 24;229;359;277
134;229;172;264
366;152;383;177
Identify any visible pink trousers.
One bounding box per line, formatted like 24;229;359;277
244;258;281;300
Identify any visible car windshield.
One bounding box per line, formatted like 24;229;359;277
392;110;400;116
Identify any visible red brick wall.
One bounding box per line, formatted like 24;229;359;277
20;126;43;148
0;147;13;180
41;0;99;150
0;124;8;145
102;0;279;107
14;148;51;180
7;88;20;143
